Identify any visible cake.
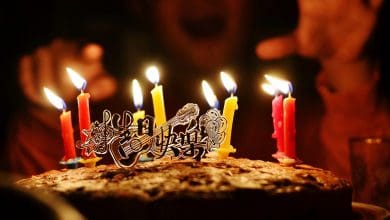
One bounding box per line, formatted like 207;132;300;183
16;157;354;220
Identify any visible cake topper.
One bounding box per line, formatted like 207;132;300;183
77;103;227;168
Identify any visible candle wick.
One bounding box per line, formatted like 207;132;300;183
154;83;158;88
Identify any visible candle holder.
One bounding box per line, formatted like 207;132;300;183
276;156;302;167
79;156;102;168
217;147;236;159
272;152;286;160
59;157;81;169
139;154;154;162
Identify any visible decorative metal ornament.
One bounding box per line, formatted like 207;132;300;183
77;103;227;168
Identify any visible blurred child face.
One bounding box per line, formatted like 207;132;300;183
152;0;250;73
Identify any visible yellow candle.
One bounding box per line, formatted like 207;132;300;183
132;79;145;125
150;85;166;126
218;72;237;159
146;66;166;126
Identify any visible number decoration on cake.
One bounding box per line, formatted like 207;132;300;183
77;103;227;168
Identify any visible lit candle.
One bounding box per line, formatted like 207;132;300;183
66;67;90;143
44;87;76;161
67;67;100;166
272;94;284;153
218;71;237;159
201;80;219;109
132;79;145;124
146;66;166;126
263;75;296;160
263;75;290;157
284;87;296;159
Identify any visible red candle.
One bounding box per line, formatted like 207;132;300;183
272;94;284;153
77;91;91;142
67;67;95;158
283;93;296;158
67;67;91;141
44;87;76;161
60;110;77;160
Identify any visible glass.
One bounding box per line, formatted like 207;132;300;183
349;137;390;210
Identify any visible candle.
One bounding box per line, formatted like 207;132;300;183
66;67;90;143
201;80;219;109
146;66;166;126
272;94;284;153
284;92;296;158
263;75;296;160
132;79;145;124
218;72;237;159
44;87;76;161
66;67;100;165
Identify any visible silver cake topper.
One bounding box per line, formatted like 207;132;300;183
77;103;227;168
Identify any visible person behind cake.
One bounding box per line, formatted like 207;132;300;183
1;0;389;184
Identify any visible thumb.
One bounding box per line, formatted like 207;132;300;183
256;33;297;60
82;43;104;62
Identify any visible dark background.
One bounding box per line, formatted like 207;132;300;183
1;0;389;155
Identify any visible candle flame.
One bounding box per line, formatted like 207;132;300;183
66;67;86;91
145;66;160;85
220;71;237;95
264;74;291;94
43;87;67;110
261;83;276;95
202;80;219;109
132;79;143;110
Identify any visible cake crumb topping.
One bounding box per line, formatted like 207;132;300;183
16;157;351;201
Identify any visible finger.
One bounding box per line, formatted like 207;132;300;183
256;34;297;60
82;43;104;63
80;43;106;82
88;75;117;101
55;41;80;99
35;47;56;89
19;55;42;105
49;38;65;82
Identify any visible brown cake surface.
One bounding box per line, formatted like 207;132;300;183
16;157;354;219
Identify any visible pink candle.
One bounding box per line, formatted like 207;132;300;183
272;94;284;153
263;74;297;161
283;93;296;158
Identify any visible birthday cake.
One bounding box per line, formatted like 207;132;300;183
16;157;354;220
